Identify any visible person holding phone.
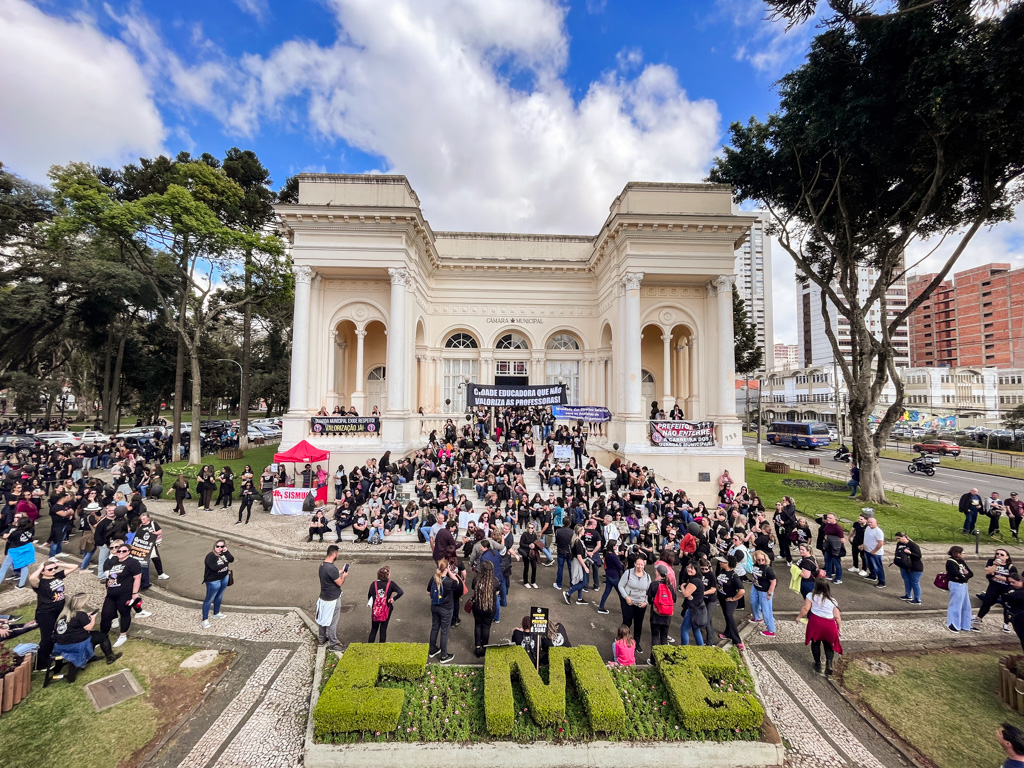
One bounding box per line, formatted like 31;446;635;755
48;592;121;685
201;540;234;629
316;545;348;651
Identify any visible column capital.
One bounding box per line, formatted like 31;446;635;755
292;264;313;285
355;329;368;339
388;267;410;286
621;271;645;291
706;274;736;296
329;329;337;340
661;333;673;343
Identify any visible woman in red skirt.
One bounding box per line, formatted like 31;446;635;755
797;577;843;676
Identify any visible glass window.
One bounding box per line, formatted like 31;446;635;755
497;332;529;350
443;358;479;413
547;333;580;351
444;332;478;349
495;360;528;377
546;360;580;405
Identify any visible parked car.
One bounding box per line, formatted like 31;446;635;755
0;435;42;453
911;439;961;456
76;430;111;445
909;427;927;438
827;427;839;442
35;431;84;448
254;424;282;438
115;426;162;440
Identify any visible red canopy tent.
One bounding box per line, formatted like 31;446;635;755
273;440;330;505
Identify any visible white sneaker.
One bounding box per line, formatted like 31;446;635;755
858;569;868;576
213;612;227;619
137;610;153;618
201;619;211;628
157;573;170;580
111;618;120;629
112;635;127;648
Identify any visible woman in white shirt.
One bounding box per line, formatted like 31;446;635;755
797;577;843;676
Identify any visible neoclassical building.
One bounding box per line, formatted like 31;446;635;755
276;174;756;494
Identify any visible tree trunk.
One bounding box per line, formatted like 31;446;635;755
239;253;252;450
188;343;203;466
100;326;114;432
172;334;185;463
107;325;129;432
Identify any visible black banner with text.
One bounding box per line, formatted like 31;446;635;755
466;384;567;408
310;416;381;435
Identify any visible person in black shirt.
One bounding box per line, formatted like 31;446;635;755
201;540;234;629
0;514;34;588
28;558;74;670
749;550;778;637
47;592;121;684
317;545;348;650
974;548;1017;631
101;539;143;649
716;554;746;649
796;544;821;598
893;532;924;605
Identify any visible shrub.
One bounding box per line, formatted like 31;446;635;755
653;646;764;732
484;645;565;735
314;643;428;737
552;646;625;734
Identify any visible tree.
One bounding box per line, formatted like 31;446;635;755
1004;404;1024;433
709;2;1024;502
733;285;764;376
764;0;1006;28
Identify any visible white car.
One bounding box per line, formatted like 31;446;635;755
76;430;111;445
254;424;282;438
827;427;839;442
35;431;83;447
115;426;163;439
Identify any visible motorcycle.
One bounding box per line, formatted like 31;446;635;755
908;454;939;476
833;449;852;463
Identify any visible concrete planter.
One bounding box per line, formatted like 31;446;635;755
0;655;33;714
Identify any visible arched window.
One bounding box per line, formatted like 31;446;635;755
641;370;655;384
368;366;386;380
547;333;580;351
444;332;478;349
497;332;529;350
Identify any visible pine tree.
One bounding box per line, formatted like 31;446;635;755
733;285;763;376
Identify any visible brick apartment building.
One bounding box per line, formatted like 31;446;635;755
908;263;1024;367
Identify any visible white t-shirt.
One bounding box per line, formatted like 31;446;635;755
863;526;885;556
810;594;837;619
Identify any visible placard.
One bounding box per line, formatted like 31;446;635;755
458;509;481;531
553;445;572;463
466;384;567;408
310;416;380;435
530;606;549;635
649;420;716;447
552;405;612;423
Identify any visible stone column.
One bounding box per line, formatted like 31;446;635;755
352;329;367;413
688;338;701;418
710;275;737;418
480;355;492;387
430;356;440;409
416;355;425;412
622;272;644;415
386;268;409;413
676;343;687;405
288;265;313;412
327;329;338;405
337;341;348;408
661;333;674;408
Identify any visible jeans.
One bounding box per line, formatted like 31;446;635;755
335;483;343;501
95;544;111;579
900;568;922;602
963;508;979;534
555;554;568;588
824;553;843;582
429;604;453;655
866;552;885;585
0;554;28;587
140;562;151;591
319;596;341;646
203;576;229;620
48;539;63;557
567;574;587;601
946;580;972;630
750;589;776;633
680;609;706;645
598;579;617;610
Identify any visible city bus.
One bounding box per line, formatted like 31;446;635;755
767;421;832;449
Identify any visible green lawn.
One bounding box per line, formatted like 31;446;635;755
0;633;230;768
879;449;1024;482
744;459;969;542
162;444;281;480
842;649;1022;768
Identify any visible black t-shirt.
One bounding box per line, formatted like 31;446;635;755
319;561;342;601
986;557;1019;585
717;570;743;599
798;556;820;580
581;528;602;554
54;610;91;644
34;573;70;614
753;533;774;555
203;550;234;582
571;539;586;560
751;564;776;592
104;557;142;598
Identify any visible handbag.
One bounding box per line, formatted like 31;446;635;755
933;572;949;590
464;599;475;614
227;569;235;587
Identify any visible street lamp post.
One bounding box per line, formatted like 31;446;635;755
755;377;763;462
216;359;244;416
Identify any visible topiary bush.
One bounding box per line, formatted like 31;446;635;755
314;643;428;737
484;645;566;735
653;646;763;732
553;646;626;734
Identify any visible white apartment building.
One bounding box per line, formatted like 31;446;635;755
734;211;773;374
798;264;910;369
773;343;800;371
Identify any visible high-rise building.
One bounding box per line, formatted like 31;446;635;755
798;261;910;368
773;343;800;370
733;211;773;374
908;264;1024;368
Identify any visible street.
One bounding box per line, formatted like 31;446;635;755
744;437;1022;499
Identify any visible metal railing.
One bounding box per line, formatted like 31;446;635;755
883;440;1024;469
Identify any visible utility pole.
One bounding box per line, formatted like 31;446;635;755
755;376;763;462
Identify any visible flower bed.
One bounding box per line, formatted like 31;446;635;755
314;642;763;744
0;643;33;714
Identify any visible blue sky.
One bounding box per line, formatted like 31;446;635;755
3;0;1021;345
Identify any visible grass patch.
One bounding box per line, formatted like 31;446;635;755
842;648;1023;768
879;449;1024;482
315;650;760;744
0;637;230;768
744;459;968;542
162;444;280;479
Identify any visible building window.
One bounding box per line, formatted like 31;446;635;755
497;332;529;350
495;360;528;377
547;333;580;351
443;358;479;413
445;332;478;349
546;360;580;405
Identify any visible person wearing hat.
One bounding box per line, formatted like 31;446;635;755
647;562;677;650
77;501;103;570
893;532;923;605
1007;492;1024;541
617;552;652;654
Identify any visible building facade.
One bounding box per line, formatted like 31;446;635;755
773;343;800;371
733;211;773;374
799;265;910;369
274;174;757;494
908;264;1024;368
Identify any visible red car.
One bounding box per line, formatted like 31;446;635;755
911;439;961;456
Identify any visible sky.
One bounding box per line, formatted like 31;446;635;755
1;0;1022;345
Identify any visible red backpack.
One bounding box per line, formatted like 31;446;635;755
653;581;674;616
372;580;391;622
680;533;698;555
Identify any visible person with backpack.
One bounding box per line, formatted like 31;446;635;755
367;565;403;643
796;543;822;598
470;560;501;657
679;558;714;645
647;563;677;649
821;513;846;585
427;557;461;664
563;524;590;606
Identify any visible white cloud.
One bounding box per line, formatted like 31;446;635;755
202;0;721;233
233;0;268;21
904;204;1024;280
615;46;643;71
0;0;165;181
715;0;816;76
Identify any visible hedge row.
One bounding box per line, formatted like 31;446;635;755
553;646;626;734
314;643;428;737
652;646;764;732
484;645;565;735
